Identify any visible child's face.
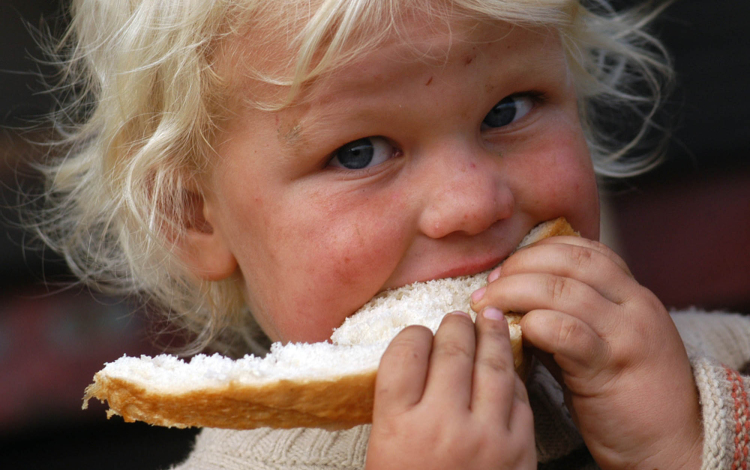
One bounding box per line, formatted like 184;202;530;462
201;19;600;343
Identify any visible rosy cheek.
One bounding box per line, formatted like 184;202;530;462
513;127;598;234
547;137;599;237
265;195;411;343
308;217;404;294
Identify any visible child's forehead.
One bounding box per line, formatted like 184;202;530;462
214;21;569;155
314;26;561;97
222;15;561;108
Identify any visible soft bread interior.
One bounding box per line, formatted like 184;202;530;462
83;217;576;429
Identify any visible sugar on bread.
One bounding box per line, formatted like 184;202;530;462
83;217;577;430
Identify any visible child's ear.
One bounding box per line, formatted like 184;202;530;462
178;190;238;281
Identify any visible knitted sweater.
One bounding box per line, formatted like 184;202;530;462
172;310;750;470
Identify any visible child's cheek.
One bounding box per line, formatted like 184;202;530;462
512;119;599;239
254;189;413;343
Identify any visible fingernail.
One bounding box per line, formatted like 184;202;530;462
471;286;486;303
488;266;501;283
451;310;471;318
482;307;505;321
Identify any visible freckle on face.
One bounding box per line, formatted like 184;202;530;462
204;19;599;344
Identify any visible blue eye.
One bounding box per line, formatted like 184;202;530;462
482;95;534;129
328;137;396;170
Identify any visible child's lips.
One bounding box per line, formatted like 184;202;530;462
426;255;506;282
380;252;508;292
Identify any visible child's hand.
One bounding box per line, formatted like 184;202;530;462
471;237;703;470
365;310;536;470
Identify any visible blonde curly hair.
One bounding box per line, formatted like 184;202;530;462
34;0;673;356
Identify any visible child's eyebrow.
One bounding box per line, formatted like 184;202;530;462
276;107;346;153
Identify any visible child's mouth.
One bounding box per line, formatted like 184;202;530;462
425;254;507;282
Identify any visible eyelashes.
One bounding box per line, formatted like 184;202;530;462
326;91;544;172
327;136;400;170
482;92;544;130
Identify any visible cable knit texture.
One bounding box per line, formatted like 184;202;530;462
176;426;370;470
172;311;750;470
673;310;750;469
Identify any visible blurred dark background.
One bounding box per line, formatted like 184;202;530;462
1;1;201;468
1;0;748;469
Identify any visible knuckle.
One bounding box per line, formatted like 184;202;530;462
556;316;582;349
436;338;474;360
477;353;512;374
546;275;571;303
567;244;594;270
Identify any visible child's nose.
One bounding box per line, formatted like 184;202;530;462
417;146;514;239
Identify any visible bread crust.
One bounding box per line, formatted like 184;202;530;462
84;218;577;429
85;370;377;429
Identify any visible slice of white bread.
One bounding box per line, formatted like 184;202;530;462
83;217;577;430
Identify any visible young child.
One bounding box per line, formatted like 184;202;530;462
36;0;750;469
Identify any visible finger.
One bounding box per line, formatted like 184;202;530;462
521;309;610;376
507;374;534;433
472;307;518;423
527;236;633;278
500;239;635;305
472;272;617;335
422;312;476;410
373;325;433;417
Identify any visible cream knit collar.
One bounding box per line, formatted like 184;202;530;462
175;361;586;469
